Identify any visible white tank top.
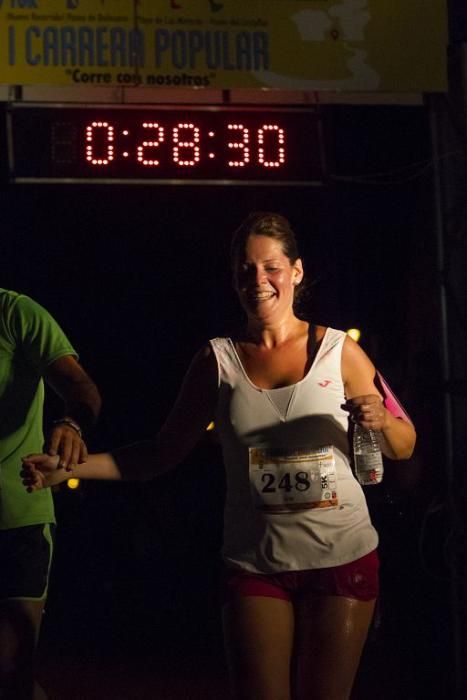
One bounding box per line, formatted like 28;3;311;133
210;328;378;574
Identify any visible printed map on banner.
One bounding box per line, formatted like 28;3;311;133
0;0;448;91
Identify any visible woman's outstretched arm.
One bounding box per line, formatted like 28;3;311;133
22;344;219;490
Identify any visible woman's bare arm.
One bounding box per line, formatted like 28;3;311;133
22;345;219;489
341;336;416;460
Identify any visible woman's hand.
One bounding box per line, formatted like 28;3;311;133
21;454;69;492
342;394;389;431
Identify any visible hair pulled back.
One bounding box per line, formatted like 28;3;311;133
230;212;300;275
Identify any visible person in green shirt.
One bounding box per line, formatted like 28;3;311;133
0;288;101;700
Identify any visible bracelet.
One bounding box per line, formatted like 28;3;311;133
52;418;83;438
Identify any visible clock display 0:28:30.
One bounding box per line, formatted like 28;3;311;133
10;106;324;183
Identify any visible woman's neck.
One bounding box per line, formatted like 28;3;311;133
244;314;308;348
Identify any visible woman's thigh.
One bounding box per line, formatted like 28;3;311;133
223;595;295;700
293;595;376;700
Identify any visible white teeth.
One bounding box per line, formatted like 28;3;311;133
251;292;274;300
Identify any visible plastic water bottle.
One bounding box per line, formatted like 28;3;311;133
352;424;384;486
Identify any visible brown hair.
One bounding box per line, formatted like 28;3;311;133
231;212;300;276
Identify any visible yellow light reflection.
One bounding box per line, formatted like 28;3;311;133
347;328;361;343
67;478;80;490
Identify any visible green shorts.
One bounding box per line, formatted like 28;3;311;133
0;523;55;601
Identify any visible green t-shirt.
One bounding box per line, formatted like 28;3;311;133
0;289;77;529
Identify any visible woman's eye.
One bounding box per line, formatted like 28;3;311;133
266;267;279;272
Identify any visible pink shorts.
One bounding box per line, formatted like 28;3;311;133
222;550;379;604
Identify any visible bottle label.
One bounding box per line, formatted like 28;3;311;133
354;453;384;485
249;445;338;513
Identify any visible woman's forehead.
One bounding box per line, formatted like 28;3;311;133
242;235;285;258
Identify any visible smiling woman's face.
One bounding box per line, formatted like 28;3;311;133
234;234;303;324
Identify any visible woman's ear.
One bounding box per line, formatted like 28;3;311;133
293;258;304;285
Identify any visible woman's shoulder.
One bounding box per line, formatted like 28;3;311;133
311;324;348;344
340;333;376;383
182;343;220;392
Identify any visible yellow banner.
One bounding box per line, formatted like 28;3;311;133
0;0;448;91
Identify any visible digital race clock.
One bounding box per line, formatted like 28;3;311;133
7;104;324;186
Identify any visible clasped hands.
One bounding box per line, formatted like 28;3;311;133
21;454;68;492
22;423;87;492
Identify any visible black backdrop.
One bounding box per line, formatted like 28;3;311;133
3;104;451;696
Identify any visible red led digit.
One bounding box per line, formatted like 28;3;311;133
85;121;114;166
136;122;165;166
172;123;200;166
227;124;250;167
258;124;285;168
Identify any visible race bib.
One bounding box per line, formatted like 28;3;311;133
249;445;338;513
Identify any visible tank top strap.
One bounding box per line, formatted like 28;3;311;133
209;337;243;386
314;328;347;366
209;337;239;364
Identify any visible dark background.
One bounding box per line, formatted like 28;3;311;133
2;102;463;698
